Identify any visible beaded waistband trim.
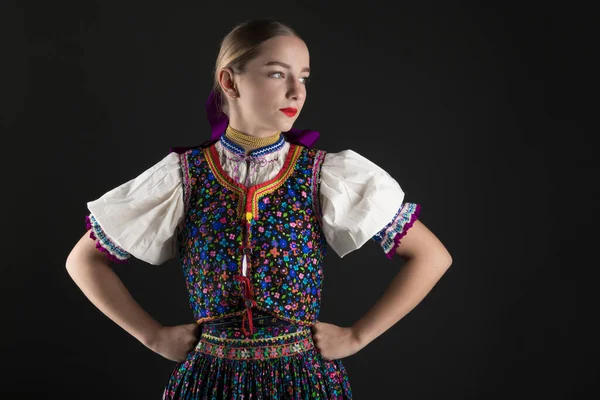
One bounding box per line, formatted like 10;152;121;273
195;328;314;360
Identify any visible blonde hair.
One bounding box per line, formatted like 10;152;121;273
212;19;300;116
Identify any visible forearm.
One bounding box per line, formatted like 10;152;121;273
66;257;162;348
351;255;451;348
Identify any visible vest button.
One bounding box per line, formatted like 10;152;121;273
245;299;254;308
243;247;252;255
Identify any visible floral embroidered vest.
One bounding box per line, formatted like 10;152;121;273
176;143;327;334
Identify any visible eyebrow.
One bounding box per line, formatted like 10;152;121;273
264;61;310;73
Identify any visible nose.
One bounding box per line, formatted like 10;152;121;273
286;78;305;102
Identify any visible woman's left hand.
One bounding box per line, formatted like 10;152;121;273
310;320;363;361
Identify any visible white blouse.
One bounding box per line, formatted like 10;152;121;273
86;136;418;265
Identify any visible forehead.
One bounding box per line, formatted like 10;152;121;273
252;35;310;67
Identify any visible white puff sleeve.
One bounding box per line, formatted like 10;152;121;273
319;150;421;259
84;152;185;265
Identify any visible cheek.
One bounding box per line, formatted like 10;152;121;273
253;86;280;107
247;79;273;98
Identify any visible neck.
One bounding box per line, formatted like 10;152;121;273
225;125;281;152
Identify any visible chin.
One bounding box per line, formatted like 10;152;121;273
278;121;295;132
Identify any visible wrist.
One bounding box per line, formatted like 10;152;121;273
349;325;367;351
141;323;165;351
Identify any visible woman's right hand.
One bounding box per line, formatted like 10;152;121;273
147;323;201;362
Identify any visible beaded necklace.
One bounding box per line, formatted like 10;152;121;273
225;125;281;149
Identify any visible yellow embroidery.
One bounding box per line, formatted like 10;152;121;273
201;329;308;344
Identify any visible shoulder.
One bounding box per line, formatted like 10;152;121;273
294;147;385;176
319;148;402;202
169;144;211;163
321;148;386;175
323;148;370;161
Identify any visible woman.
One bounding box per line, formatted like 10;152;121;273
66;19;452;399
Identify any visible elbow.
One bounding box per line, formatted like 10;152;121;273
65;245;77;271
65;248;83;275
66;240;86;272
65;230;107;273
443;253;453;269
437;247;452;270
430;251;452;279
423;248;452;272
425;251;452;273
441;247;452;268
66;255;81;273
65;247;111;281
430;237;452;269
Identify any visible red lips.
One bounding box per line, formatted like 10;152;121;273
279;108;297;117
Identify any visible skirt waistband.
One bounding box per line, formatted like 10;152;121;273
196;321;314;361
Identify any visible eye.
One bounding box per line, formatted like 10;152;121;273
269;71;311;85
269;71;284;79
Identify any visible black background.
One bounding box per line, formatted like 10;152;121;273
1;1;595;399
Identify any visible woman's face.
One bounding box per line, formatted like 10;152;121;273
221;35;311;137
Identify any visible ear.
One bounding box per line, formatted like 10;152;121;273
218;67;237;94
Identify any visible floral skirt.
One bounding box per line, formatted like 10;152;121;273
162;311;353;399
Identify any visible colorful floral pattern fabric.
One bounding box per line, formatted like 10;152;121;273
176;143;328;330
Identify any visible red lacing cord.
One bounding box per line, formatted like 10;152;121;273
235;275;257;335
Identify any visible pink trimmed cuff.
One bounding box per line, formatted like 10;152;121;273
372;203;421;260
85;214;131;264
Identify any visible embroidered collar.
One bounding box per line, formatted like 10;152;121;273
219;131;286;158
